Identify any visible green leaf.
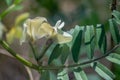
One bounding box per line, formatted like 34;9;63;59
52;59;62;66
6;27;22;43
96;24;107;54
106;53;120;65
15;13;29;26
48;44;70;65
66;28;74;47
0;4;22;19
60;44;70;64
74;67;88;80
57;69;69;80
40;70;50;80
100;36;106;54
45;42;57;57
70;25;84;62
91;62;115;80
109;19;120;44
48;44;62;64
40;71;56;80
40;70;57;80
112;10;120;24
85;25;95;59
49;71;57;80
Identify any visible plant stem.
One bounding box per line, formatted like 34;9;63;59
111;0;117;11
0;4;17;20
29;42;38;61
111;0;117;18
0;0;22;20
41;44;120;70
0;40;40;71
37;39;53;61
0;39;119;70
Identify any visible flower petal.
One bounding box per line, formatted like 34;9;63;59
58;22;65;29
55;20;64;29
21;17;72;44
53;32;72;44
55;20;61;28
20;24;27;45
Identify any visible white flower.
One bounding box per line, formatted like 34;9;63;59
21;17;72;44
52;20;72;44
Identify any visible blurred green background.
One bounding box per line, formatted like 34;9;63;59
0;0;113;30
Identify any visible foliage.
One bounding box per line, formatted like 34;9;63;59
6;13;29;43
0;0;23;20
0;0;120;80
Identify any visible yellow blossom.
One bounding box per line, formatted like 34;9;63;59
21;17;72;44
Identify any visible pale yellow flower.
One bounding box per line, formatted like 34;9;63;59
21;17;72;44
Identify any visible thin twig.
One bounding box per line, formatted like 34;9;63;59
29;42;38;61
0;39;119;70
111;0;117;18
41;44;120;70
37;39;53;61
0;40;40;71
0;0;22;20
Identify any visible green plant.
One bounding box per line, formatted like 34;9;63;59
0;0;120;80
